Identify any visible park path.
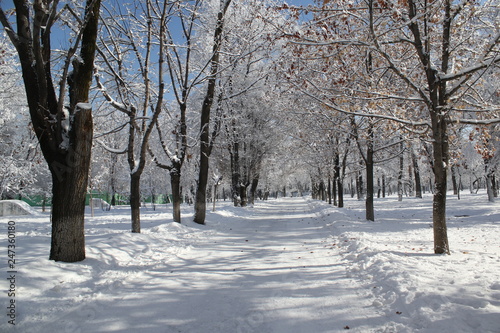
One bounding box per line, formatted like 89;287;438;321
18;197;385;333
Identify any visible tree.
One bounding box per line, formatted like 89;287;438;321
95;0;168;232
0;0;101;262
148;0;203;223
193;0;232;224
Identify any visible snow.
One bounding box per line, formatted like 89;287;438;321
1;192;499;332
76;103;92;111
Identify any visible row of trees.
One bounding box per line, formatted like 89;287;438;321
0;0;498;262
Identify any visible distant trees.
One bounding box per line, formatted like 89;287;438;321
0;0;102;262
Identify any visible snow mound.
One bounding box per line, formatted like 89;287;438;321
0;199;40;216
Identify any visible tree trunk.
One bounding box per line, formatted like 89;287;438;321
49;104;92;262
249;176;259;205
171;169;182;222
431;115;450;254
356;171;363;200
333;173;338;206
365;124;374;221
1;0;101;262
130;173;141;233
398;141;404;201
412;150;423;198
377;177;381;198
230;141;240;207
382;174;386;198
485;158;495;202
327;176;332;205
451;165;459;196
240;183;249;207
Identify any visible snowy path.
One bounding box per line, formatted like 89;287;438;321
5;197;382;333
81;197;382;333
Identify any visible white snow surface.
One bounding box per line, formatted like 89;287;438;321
1;193;499;332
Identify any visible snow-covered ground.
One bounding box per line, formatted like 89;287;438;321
1;192;499;332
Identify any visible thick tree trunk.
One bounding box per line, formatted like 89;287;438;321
249;176;259;205
240;183;249;207
49;104;92;262
171;169;182;222
431;117;450;254
193;149;209;224
130;173;141;233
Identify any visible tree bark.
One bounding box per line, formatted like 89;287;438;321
412;149;423;198
171;168;182;222
130;173;141;233
49;104;93;262
327;176;332;205
431;119;450;254
398;140;404;201
365;124;374;221
249;176;259;205
230;139;241;207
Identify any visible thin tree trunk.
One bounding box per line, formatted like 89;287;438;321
327;176;332;205
230;140;240;207
412;150;423;198
398;141;404;201
451;165;459;196
382;174;386;198
366;124;374;221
